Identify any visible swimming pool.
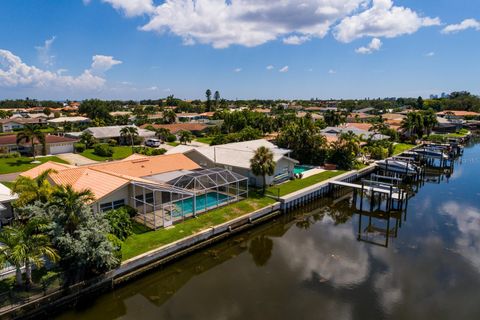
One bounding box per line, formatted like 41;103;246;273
172;192;231;216
294;165;314;174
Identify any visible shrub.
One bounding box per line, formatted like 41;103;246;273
166;134;176;142
105;207;133;241
368;146;388;160
74;143;86;153
93;143;114;157
132;146;167;156
108;139;118;147
0;151;21;159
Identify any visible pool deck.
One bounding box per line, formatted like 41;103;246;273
301;168;326;179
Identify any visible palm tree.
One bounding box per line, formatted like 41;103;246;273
11;169;56;209
16;124;46;161
250;146;276;194
0;217;59;287
163;109;177;124
51;185;95;233
120;126;139;151
422;109;438;136
155;127;170;143
178;130;194;145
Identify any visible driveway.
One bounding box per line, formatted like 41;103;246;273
0;172;21;182
56;153;98;166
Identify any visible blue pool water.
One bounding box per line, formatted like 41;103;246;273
173;192;231;216
294;165;313;174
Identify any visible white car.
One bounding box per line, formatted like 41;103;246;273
145;138;161;147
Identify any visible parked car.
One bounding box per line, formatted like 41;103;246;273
145;138;161;147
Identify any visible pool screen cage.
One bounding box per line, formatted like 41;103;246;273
132;168;248;230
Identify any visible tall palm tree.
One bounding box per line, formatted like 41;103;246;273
11;169;56;209
0;217;59;287
178;130;194;145
250;146;276;194
51;185;95;233
120;126;139;151
163;109;177;124
16;124;46;161
155;127;170;143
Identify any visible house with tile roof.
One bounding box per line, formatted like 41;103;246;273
167;139;298;187
0;134;78;155
20;153;248;229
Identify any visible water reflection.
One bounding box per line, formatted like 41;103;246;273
57;140;480;320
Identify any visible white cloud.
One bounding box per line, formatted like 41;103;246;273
233;67;242;72
425;51;435;57
35;36;56;67
0;49;120;91
102;0;154;17
121;0;367;48
283;35;311;45
266;65;274;70
279;66;289;73
441;19;480;34
90;55;122;73
328;69;337;74
355;37;382;54
334;0;441;43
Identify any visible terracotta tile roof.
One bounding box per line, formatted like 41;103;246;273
437;110;480;117
20;161;75;179
140;123;208;134
90;153;200;178
20;153;201;202
0;134;78;146
0;118;46;125
343;123;373;131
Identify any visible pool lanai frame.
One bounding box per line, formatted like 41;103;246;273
132;168;249;229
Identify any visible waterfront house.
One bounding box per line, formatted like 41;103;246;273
139;123;210;136
0;118;47;133
66;125;156;143
20;154;248;229
167;139;298;187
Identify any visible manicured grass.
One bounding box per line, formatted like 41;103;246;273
446;129;470;138
393;143;416;155
167;142;180;147
121;193;275;260
267;170;347;197
0;156;69;174
195;137;213;145
80;146;133;161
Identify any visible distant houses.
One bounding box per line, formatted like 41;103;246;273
0;134;78;155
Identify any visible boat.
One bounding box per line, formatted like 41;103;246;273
414;148;449;159
376;160;418;175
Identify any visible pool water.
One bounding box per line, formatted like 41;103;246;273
173;192;231;216
294;165;313;174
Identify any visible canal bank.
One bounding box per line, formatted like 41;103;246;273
53;139;480;320
0;166;380;319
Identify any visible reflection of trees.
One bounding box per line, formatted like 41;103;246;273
248;236;274;267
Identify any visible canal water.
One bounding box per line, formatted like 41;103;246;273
57;141;480;320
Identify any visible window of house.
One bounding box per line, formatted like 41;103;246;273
100;199;125;212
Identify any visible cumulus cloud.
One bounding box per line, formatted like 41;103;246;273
35;36;56;67
328;69;337;74
90;55;123;73
355;37;382;54
279;66;289;73
233;67;242;72
114;0;367;48
266;65;274;70
441;19;480;34
283;35;311;45
334;0;440;42
0;49;121;91
102;0;154;17
425;51;435;57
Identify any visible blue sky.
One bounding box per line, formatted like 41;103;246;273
0;0;479;100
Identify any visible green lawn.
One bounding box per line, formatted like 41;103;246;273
267;170;346;197
393;143;416;155
195;137;213;145
446;129;470;138
0;156;69;174
167;142;180;147
121;193;275;260
81;146;133;161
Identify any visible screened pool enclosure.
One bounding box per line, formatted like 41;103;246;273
132;168;248;229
